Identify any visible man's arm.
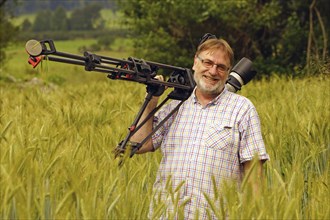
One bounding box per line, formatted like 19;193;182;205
130;95;159;154
130;75;165;154
242;159;265;194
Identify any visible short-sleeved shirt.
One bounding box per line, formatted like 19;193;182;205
151;87;269;219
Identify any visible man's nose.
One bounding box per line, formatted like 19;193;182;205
209;64;218;75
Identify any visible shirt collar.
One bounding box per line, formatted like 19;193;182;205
191;86;228;106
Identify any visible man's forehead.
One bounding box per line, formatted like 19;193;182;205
200;50;230;64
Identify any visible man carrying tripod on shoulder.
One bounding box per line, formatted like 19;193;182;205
131;35;269;219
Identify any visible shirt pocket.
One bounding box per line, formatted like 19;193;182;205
204;123;237;150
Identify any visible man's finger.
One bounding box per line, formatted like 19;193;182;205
154;75;164;81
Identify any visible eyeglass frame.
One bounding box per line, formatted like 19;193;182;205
196;55;229;73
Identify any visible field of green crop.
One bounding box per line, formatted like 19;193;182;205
1;40;329;219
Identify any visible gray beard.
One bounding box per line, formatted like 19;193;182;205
194;74;225;96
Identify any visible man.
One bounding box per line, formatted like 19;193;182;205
131;36;269;219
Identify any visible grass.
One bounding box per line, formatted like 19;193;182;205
0;39;329;219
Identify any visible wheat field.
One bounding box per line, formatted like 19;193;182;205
0;40;329;219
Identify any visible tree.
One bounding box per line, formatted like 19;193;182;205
306;0;328;74
32;9;53;32
69;3;103;30
117;0;329;75
21;18;32;31
51;6;69;31
0;0;18;65
117;0;208;67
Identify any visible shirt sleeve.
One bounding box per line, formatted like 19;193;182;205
239;105;270;163
152;100;180;150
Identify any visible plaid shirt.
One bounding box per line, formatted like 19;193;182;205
151;88;269;219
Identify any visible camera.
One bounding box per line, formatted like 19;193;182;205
226;57;257;92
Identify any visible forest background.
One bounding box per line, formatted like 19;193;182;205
1;0;329;76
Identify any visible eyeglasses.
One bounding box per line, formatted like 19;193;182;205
197;56;229;73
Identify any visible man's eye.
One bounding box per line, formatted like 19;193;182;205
203;60;213;66
217;65;227;71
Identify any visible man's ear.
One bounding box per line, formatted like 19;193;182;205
192;56;197;71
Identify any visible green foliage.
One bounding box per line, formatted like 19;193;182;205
15;29;128;42
12;8;127;42
0;6;18;65
117;0;329;75
11;0;116;14
51;6;69;31
29;4;104;32
20;18;32;31
32;9;53;32
117;0;207;67
95;35;117;51
69;3;104;31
